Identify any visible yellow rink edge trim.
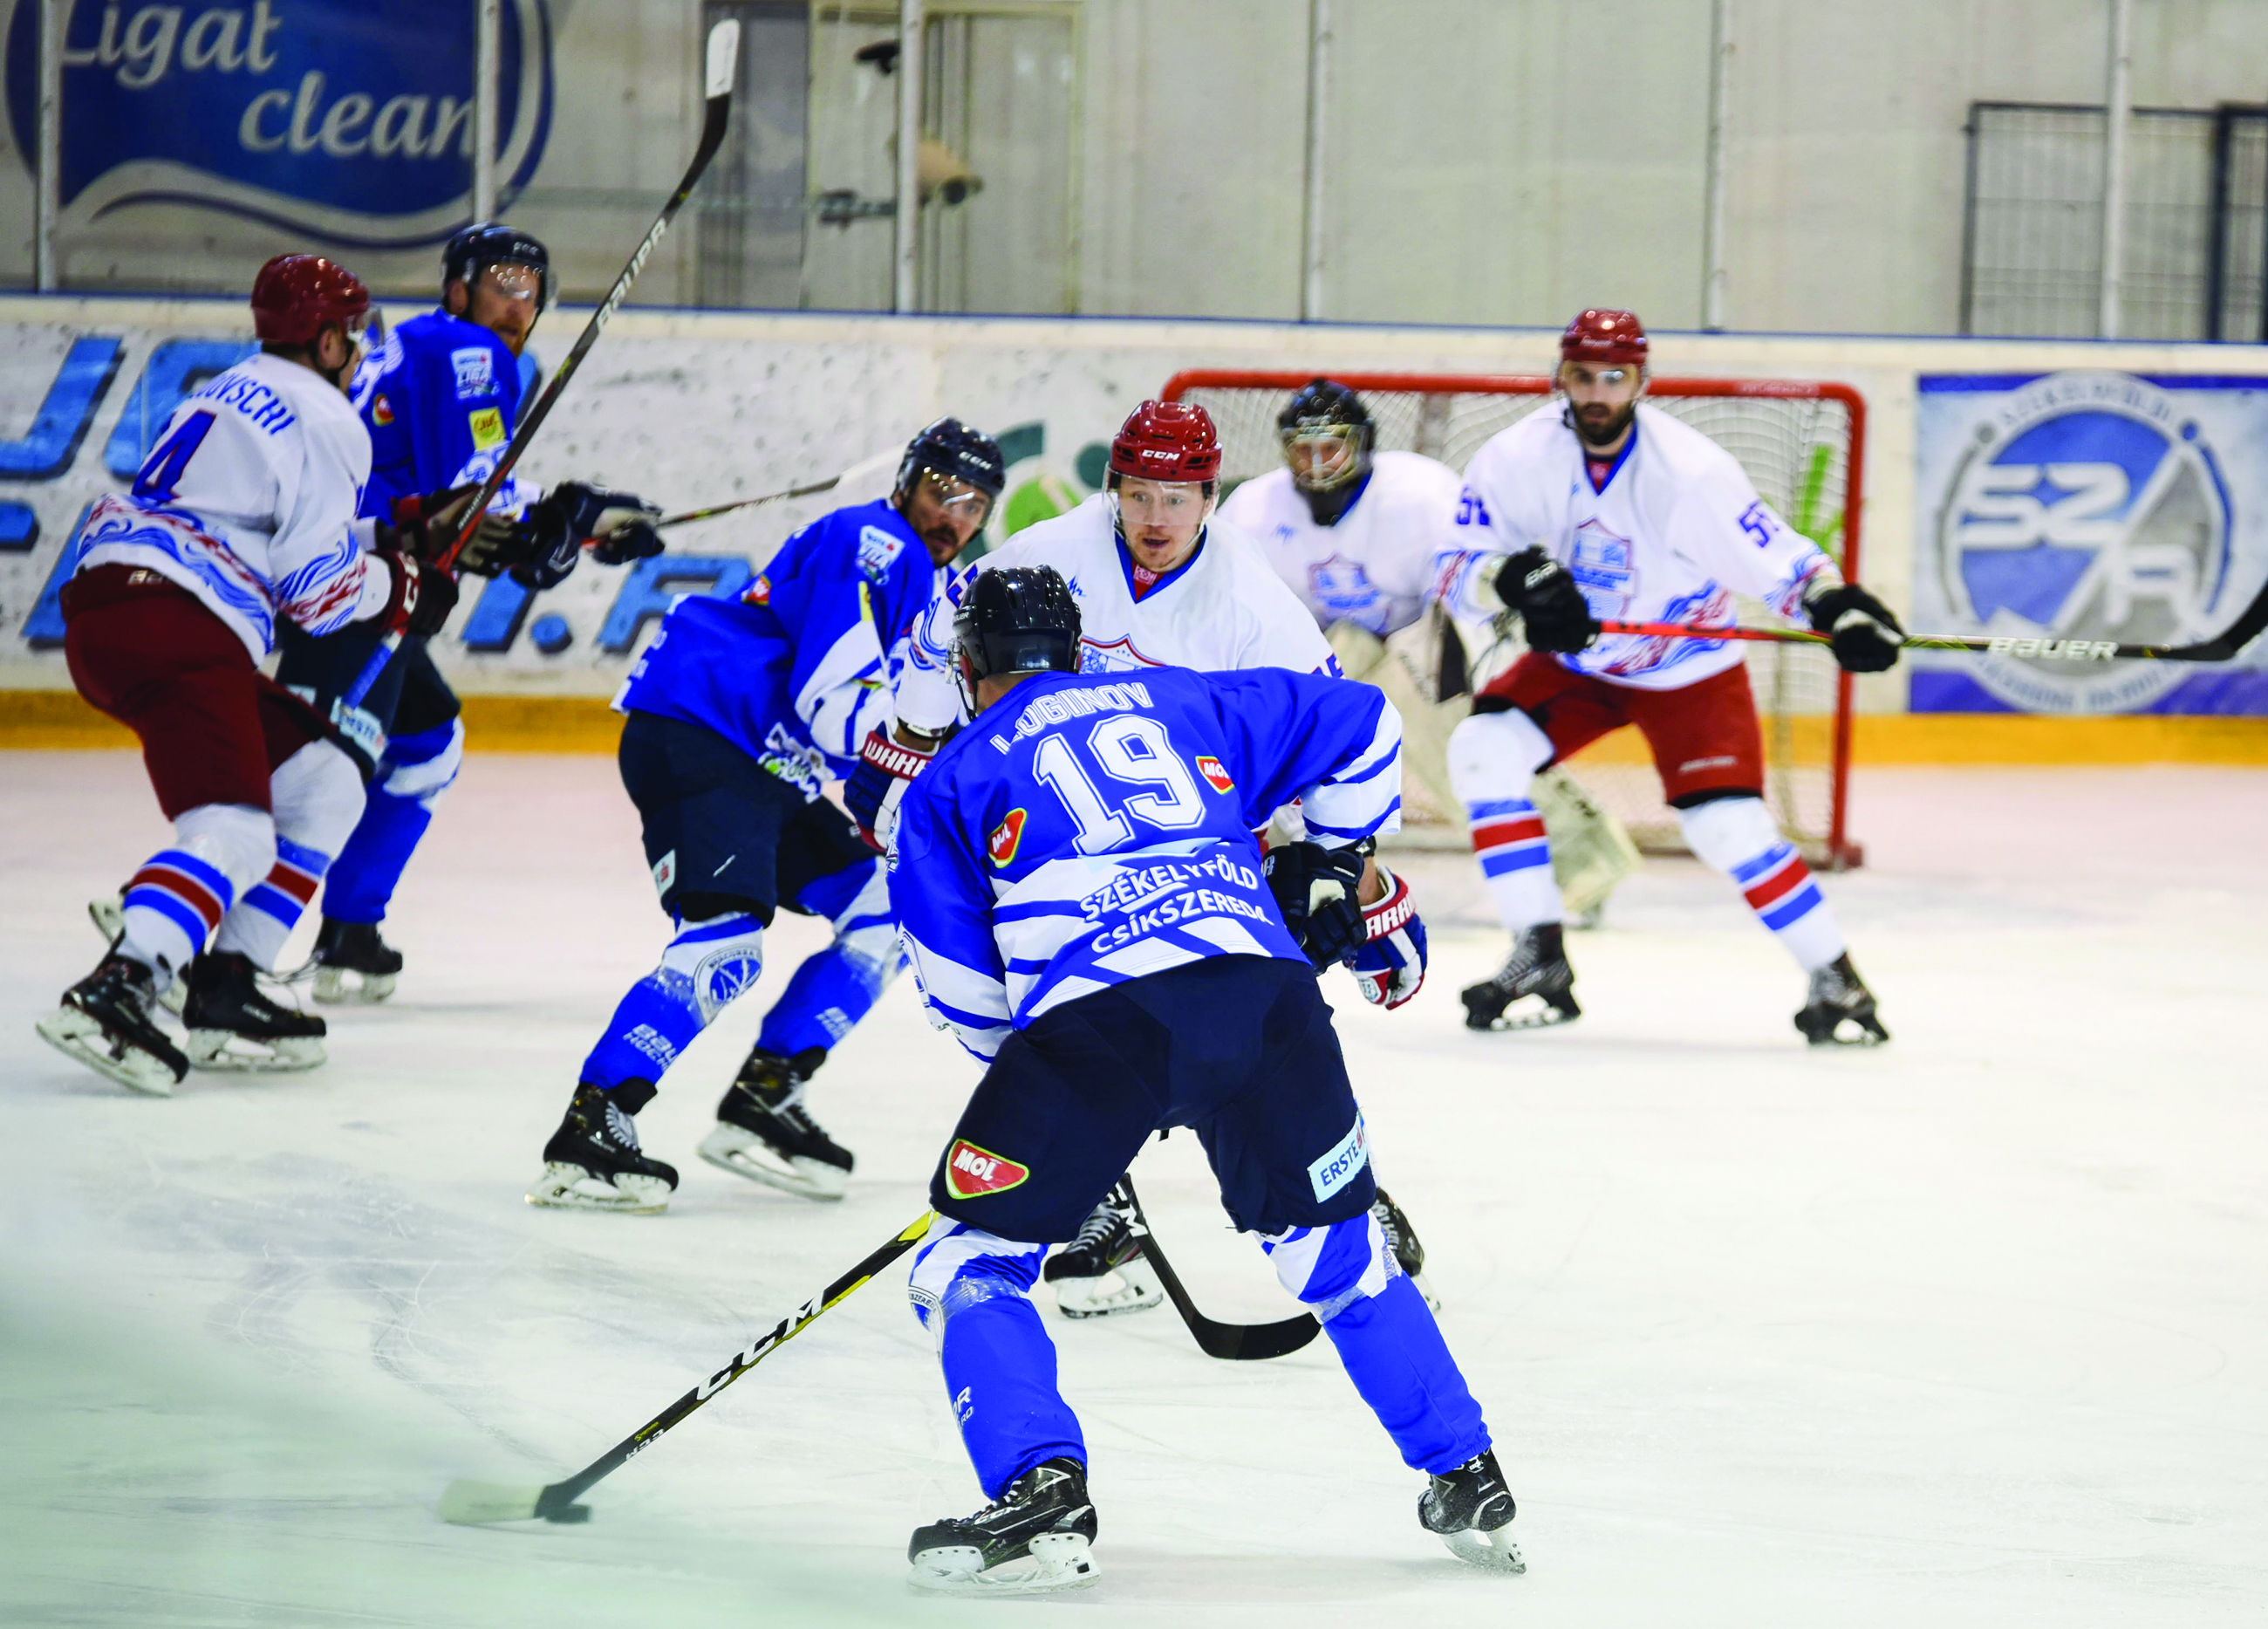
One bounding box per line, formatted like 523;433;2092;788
2;689;2265;764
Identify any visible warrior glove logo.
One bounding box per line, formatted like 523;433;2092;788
943;1140;1028;1199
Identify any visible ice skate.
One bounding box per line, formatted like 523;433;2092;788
907;1457;1100;1593
181;951;327;1071
1460;924;1580;1031
1418;1448;1524;1573
311;917;402;1004
36;953;190;1096
697;1046;852;1201
528;1080;679;1214
1794;953;1889;1046
1372;1188;1440;1310
1043;1178;1163;1318
87;895;187;1015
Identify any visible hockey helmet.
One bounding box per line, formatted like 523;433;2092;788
1277;378;1376;495
1559;308;1649;366
251;254;370;346
953;565;1083;711
443;221;554;309
1109;400;1221;486
896;416;1008;510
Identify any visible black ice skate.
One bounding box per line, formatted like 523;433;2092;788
36;953;190;1096
527;1079;679;1214
1460;923;1580;1031
311;917;403;1004
1372;1188;1440;1310
1794;953;1889;1046
1043;1177;1163;1318
907;1456;1100;1593
182;950;327;1071
696;1046;853;1201
86;893;188;1015
1418;1447;1525;1573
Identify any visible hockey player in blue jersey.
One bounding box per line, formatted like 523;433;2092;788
276;222;663;1003
890;567;1518;1591
524;419;1007;1214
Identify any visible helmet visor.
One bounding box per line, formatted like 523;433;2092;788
1281;423;1363;490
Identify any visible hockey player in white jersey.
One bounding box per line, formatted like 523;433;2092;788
37;256;465;1092
1438;309;1900;1044
848;400;1434;1317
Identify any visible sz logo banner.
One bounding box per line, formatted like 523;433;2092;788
3;0;553;249
1912;371;2268;715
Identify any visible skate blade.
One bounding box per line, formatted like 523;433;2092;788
35;1009;181;1096
86;900;188;1015
314;966;397;1005
1050;1260;1165;1319
1441;1524;1526;1574
186;1030;326;1072
524;1162;672;1215
695;1125;848;1201
909;1533;1099;1594
1798;1010;1890;1047
1463;993;1581;1033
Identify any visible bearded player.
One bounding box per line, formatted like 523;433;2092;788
1439;310;1898;1044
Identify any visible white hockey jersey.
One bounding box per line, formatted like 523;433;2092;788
895;494;1340;735
1221;450;1465;637
76;352;385;661
1438;401;1834;691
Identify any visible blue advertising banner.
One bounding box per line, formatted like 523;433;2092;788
3;0;553;249
1910;371;2268;715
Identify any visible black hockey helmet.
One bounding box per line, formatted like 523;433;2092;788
897;416;1008;508
953;565;1082;711
443;221;553;310
1278;378;1376;495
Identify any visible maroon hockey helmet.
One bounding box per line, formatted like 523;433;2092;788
251;254;371;345
1560;308;1649;366
1109;400;1223;484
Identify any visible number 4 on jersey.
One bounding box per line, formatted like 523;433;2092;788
132;411;216;503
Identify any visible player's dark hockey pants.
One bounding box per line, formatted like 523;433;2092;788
909;954;1491;1496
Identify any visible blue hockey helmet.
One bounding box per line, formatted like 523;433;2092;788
953;565;1082;710
897;417;1008;504
443;221;553;309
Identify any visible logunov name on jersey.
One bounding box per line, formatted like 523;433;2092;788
989;680;1156;752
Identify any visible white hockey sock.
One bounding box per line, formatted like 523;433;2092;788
1677;797;1846;972
120;804;277;986
1447;708;1562;934
214;742;364;971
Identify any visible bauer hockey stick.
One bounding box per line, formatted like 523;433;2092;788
656;446;903;530
1121;1177;1322;1362
343;18;743;711
437;1208;933;1526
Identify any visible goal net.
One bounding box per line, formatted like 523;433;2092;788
1163;371;1864;868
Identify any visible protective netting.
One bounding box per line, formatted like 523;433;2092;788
1170;374;1860;865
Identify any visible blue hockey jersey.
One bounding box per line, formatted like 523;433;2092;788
347;310;529;521
613;498;939;796
891;666;1403;1063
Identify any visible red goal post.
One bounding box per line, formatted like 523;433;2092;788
1161;370;1866;870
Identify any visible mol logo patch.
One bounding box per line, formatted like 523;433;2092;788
371;394;395;427
1194;755;1233;794
742;574;771;606
944;1140;1028;1199
468;407;505;450
987;808;1028;867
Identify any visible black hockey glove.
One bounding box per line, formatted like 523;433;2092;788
509;483;664;590
375;485;474;562
1263;840;1368;970
1805;581;1905;673
374;551;460;639
1494;547;1600;654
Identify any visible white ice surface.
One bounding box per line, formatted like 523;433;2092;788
3;750;2265;1626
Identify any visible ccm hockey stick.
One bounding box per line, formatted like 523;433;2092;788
345;18;743;710
1121;1176;1322;1362
657;446;902;530
438;1209;932;1525
1597;571;2268;666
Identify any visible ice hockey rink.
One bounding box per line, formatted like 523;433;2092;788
3;749;2262;1628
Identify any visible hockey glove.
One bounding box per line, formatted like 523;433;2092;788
1347;862;1428;1010
510;483;664;589
845;726;937;852
1494;547;1600;654
376;485;477;563
374;551;460;639
1805;580;1905;673
1263;840;1368;970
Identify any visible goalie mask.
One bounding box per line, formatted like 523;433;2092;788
953;565;1083;715
1278;379;1376;526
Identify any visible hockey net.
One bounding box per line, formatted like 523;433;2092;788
1162;371;1865;869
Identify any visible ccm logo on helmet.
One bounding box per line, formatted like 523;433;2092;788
944;1140;1029;1199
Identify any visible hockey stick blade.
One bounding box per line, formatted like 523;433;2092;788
658;447;901;530
1121;1177;1321;1362
436;1208;931;1527
344;18;741;711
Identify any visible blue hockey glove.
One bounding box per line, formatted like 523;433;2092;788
509;483;663;589
1263;840;1367;970
845;726;936;852
1347;863;1428;1010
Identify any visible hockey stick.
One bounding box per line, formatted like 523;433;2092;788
1121;1176;1322;1362
437;1208;932;1526
343;18;743;711
1597;570;2268;665
656;446;902;530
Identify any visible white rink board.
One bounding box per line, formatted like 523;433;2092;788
4;750;2265;1626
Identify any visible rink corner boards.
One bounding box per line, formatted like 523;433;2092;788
2;688;2265;764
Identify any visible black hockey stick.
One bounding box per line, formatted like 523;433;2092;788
344;18;743;711
436;1208;932;1525
1121;1176;1321;1362
656;447;901;530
